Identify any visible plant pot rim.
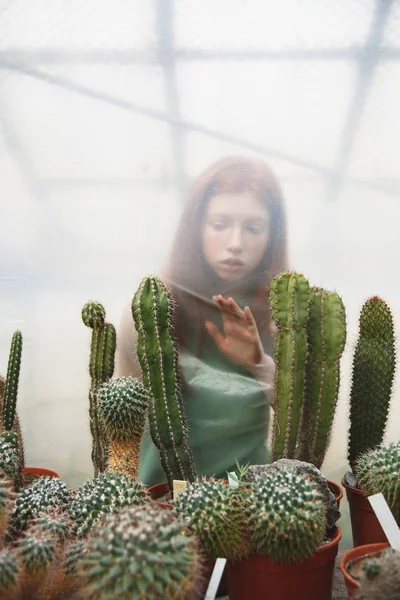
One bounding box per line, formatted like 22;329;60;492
22;466;60;479
341;476;365;496
339;542;389;591
327;479;343;503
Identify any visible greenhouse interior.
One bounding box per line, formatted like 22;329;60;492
1;1;400;599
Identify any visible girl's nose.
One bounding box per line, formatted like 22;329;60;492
227;227;243;253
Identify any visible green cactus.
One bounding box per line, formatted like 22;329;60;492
98;377;149;480
298;287;346;467
34;507;72;543
269;272;310;460
12;477;70;532
81;505;201;600
0;477;12;543
68;472;148;538
18;529;56;572
64;540;85;576
247;470;325;562
0;548;19;599
358;548;400;600
3;331;22;431
173;478;250;561
356;442;400;522
0;433;19;481
348;297;396;472
82;301;117;476
132;276;196;489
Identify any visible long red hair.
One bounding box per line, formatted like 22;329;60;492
163;155;288;350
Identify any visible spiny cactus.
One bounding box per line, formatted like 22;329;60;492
0;477;12;543
348;297;396;471
68;472;148;538
81;505;201;600
247;470;325;562
98;377;149;480
173;478;250;561
0;548;19;599
3;331;22;431
356;442;400;521
298;287;346;467
269;272;310;460
18;528;56;572
64;540;85;576
34;507;72;543
82;301;117;476
132;276;196;489
358;548;400;600
12;477;70;532
0;434;19;481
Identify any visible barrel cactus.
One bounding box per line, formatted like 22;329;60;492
247;470;325;562
0;548;19;600
356;442;400;522
12;477;71;532
173;478;250;561
82;301;117;476
98;377;149;480
299;287;346;467
0;433;19;481
348;297;396;471
131;276;196;489
68;472;148;538
269;272;310;460
34;507;72;543
81;505;201;600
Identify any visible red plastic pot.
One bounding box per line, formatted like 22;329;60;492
23;467;60;479
342;477;388;547
340;542;389;598
227;525;342;600
328;479;343;508
147;481;173;509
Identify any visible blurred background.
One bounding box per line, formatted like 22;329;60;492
1;0;400;549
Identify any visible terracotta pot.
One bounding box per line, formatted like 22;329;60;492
342;477;388;547
328;479;343;508
227;525;342;600
147;482;173;509
340;542;389;598
23;467;60;479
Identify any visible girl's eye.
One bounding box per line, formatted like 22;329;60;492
211;222;227;231
246;225;264;235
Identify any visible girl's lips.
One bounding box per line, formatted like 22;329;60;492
219;259;245;271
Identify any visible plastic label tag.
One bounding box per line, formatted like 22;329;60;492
228;472;238;488
172;479;187;500
204;558;227;600
368;493;400;551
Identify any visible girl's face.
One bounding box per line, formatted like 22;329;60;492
201;192;269;282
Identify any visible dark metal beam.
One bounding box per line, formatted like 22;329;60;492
155;0;187;200
327;0;393;202
1;46;400;65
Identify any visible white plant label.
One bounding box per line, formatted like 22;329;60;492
368;493;400;552
172;479;187;500
204;558;227;600
228;472;238;488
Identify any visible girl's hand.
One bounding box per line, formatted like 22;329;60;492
205;295;264;369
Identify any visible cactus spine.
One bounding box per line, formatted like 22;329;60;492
82;302;117;476
348;297;396;471
269;272;310;460
299;288;346;467
132;276;196;489
98;377;149;480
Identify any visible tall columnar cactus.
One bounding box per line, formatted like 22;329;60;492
356;442;400;522
81;505;201;600
173;478;250;561
348;297;396;471
82;301;117;476
269;272;310;460
68;472;149;538
132;276;196;489
247;470;326;562
298;287;346;467
98;377;149;480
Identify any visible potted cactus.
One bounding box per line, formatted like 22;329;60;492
131;276;197;501
342;296;396;547
340;543;391;599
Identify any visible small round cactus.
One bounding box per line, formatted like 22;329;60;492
18;529;56;572
34;507;72;543
173;478;250;561
81;505;201;600
247;470;326;562
357;442;400;521
98;377;149;479
358;548;400;600
12;477;71;532
68;472;149;537
0;548;19;597
0;433;19;480
82;302;106;330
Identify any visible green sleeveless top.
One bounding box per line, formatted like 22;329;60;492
138;321;272;486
